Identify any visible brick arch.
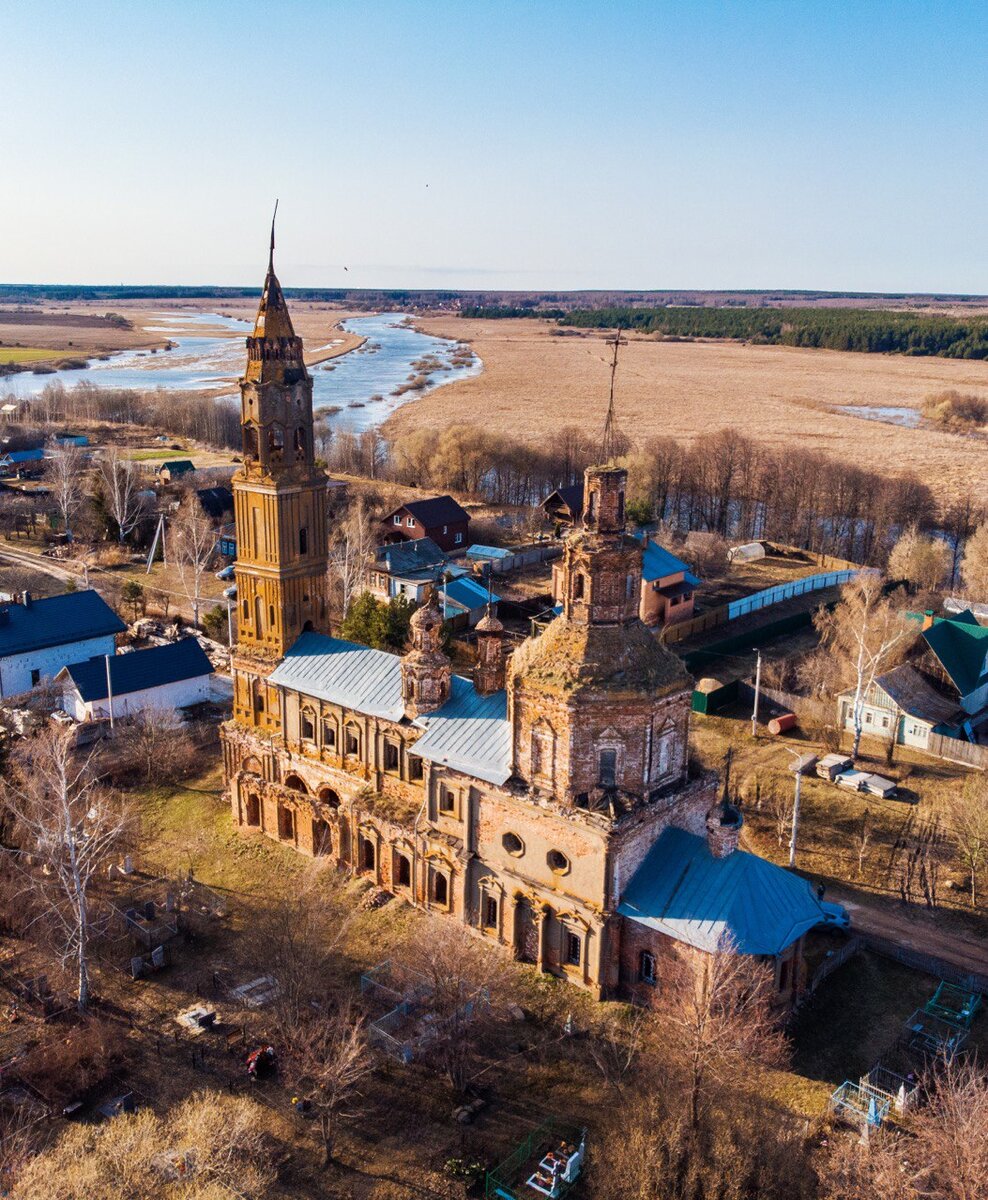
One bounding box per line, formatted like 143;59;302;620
317;786;341;809
283;773;308;794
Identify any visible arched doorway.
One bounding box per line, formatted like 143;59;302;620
515;898;539;964
244;793;260;827
359;835;376;874
394;851;411;889
277;803;295;842
311;818;332;857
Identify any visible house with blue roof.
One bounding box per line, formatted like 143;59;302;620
0;590;126;699
220;239;845;1010
55;638;213;722
639;537;702;628
0;447;45;477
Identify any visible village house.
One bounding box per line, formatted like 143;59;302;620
638;537;701;628
367;537;453;603
542;483;584;528
55;637;213;722
837;663;964;751
195;485;234;521
0;448;45;478
220;241;846;1008
156;459;196;483
380;495;470;553
0;590;126;699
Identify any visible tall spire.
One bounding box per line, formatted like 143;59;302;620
268;198;278;273
246;203;301;376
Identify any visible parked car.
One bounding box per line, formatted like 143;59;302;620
216;564;236;581
223;585;237;600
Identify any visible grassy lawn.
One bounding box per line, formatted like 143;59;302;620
0;346;62;363
124;448;184;461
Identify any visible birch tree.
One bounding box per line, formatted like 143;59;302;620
42;442;88;540
97;447;147;544
0;728;130;1011
328;497;375;620
948;778;988;909
815;574;913;758
169;493;214;629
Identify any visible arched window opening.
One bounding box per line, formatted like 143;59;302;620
321;718;337;749
244;793;260;827
598;748;617;789
312;818;332;857
317;786;341;810
432;870;449;907
573;573;585;601
359;835;376;873
345;725;360;757
254;594;264;635
300;709;315;742
299;527;308;555
277;804;295;841
639;951;657;985
284;773;308;794
294;426;306;459
395;853;411;888
242;597;249;620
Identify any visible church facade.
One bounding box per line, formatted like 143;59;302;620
221;242;844;1004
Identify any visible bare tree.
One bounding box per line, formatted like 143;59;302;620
816;575;914;758
0;729;130;1010
960;523;988;600
887;525;951;591
657;940;787;1132
169;493;214;629
947;777;988;909
587;1006;648;1097
110;705;197;786
764;781;794;848
283;1004;373;1167
856;808;874;878
42;442;88;540
97;448;147;544
328;497;376;621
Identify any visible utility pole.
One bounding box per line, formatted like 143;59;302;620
226;597;233;649
783;746;804;867
104;653;114;731
751;648;762;738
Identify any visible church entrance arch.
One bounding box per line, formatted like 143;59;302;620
515;897;539;964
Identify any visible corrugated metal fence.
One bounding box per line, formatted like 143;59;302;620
726;568;872;621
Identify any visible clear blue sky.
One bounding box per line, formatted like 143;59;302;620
6;0;988;292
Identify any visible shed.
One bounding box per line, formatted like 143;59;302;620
156;459;196;482
55;638;213;722
542;483;584;527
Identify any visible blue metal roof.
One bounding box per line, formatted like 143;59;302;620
618;826;844;955
59;638;213;702
0;448;45;465
641;539;700;586
0;590;126;657
442;576;500;614
269;632;512;784
269;632;406;721
410;675;511;785
466;545;512;560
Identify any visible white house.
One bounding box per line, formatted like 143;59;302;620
56;638;213;722
0;590;126;699
837;663;964;751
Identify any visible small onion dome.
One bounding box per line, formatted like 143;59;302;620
411;597;443;631
475;612;504;634
707;797;742;828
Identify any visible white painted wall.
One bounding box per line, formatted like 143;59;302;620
63;673;212;722
0;635;117;700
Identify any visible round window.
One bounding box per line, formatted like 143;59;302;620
547;849;570;874
502;832;524;856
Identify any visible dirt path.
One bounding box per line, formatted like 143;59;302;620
826;882;988;980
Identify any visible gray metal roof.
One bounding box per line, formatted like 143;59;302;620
410;676;511;785
0;590;126;658
59;638;212;702
269;632;512;785
268;632;405;721
875;664;963;727
618;826;845;955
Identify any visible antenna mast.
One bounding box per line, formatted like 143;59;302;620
601;326;625;462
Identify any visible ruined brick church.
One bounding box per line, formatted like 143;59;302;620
222;236;844;1005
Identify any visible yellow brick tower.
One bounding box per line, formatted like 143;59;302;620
230;214;329;729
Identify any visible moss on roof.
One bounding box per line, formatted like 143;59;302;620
511;615;691;699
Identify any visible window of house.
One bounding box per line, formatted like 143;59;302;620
268;604;275;629
242;598;249;620
393;515;401;525
299;527;308;555
565;931;581;967
384;740;400;773
639;951;657;985
438;786;455;814
881;715;890;729
454;532;463;544
683;591;692;602
321;718;336;748
345;726;360;756
547;849;570;874
502;832;524;856
406;516;415;528
300;709;315;741
442;525;448;534
598;748;617;789
30;668;41;687
865;712;873;725
484;895;498;929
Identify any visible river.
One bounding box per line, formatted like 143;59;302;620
0;311;480;435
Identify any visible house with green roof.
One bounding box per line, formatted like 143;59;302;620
919;610;988;740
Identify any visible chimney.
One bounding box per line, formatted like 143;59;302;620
922;610;935;632
706;798;743;859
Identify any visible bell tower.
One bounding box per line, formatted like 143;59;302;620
231;213;329;726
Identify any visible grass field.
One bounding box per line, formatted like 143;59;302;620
392;316;988;502
0;346;63;363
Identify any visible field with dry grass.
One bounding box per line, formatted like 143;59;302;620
393;316;988;503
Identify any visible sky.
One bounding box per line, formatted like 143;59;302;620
4;0;988;293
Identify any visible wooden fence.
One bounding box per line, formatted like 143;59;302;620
927;732;988;771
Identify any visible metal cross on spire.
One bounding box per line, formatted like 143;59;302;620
601;326;626;463
268;199;279;272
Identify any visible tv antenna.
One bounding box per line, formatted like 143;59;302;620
601;326;626;463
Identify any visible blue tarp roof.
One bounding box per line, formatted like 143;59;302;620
59;638;212;701
641;539;701;586
442;576;500;614
618;826;845;955
0;590;126;657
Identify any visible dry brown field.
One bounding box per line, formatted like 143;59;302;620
389;316;988;503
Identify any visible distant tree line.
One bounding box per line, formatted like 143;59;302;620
558;306;988;358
